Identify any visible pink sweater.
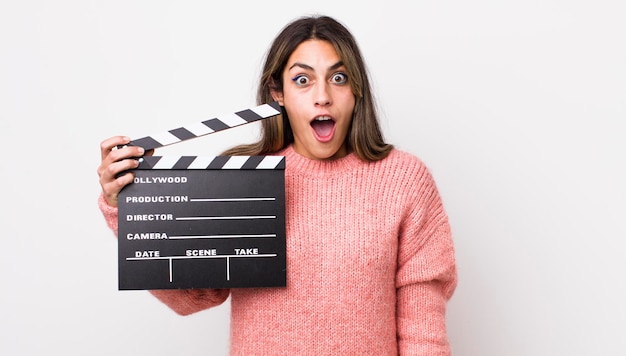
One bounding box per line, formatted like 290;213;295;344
99;145;457;355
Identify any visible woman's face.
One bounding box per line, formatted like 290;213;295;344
273;39;355;160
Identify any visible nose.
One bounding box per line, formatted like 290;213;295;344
314;82;332;107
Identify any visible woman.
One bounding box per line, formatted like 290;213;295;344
98;15;457;355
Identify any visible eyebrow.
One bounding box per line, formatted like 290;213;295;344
288;60;345;72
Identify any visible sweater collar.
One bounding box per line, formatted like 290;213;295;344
278;145;363;177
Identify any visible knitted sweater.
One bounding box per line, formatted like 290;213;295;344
99;145;457;355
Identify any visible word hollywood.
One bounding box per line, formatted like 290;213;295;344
134;176;187;184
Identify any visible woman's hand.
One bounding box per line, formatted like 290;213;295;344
97;136;152;207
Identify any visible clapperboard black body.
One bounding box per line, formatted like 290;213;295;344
117;102;286;290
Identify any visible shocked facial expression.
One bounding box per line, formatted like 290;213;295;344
273;39;355;160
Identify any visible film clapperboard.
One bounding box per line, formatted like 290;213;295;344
117;102;286;290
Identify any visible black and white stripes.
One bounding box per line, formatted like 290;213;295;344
137;155;285;170
130;101;281;150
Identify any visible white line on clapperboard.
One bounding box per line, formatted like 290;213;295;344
124;195;280;282
126;254;278;282
127;195;279;281
176;216;276;220
190;197;276;202
168;234;276;239
176;197;276;221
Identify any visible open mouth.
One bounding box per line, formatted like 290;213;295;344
310;116;336;141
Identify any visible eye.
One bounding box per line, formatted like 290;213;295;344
291;74;310;86
330;72;348;85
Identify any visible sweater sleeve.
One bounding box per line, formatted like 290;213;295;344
395;163;457;355
97;193;231;315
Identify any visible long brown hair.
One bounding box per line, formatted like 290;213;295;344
223;15;392;161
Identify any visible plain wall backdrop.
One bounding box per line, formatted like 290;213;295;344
1;1;624;355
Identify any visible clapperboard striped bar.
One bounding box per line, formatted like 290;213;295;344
130;101;281;151
136;155;286;170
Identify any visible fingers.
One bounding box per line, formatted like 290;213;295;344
100;136;131;161
98;135;147;207
98;143;145;179
100;169;135;207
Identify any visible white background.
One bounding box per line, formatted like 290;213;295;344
1;1;624;355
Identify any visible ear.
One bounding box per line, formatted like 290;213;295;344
270;89;284;106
